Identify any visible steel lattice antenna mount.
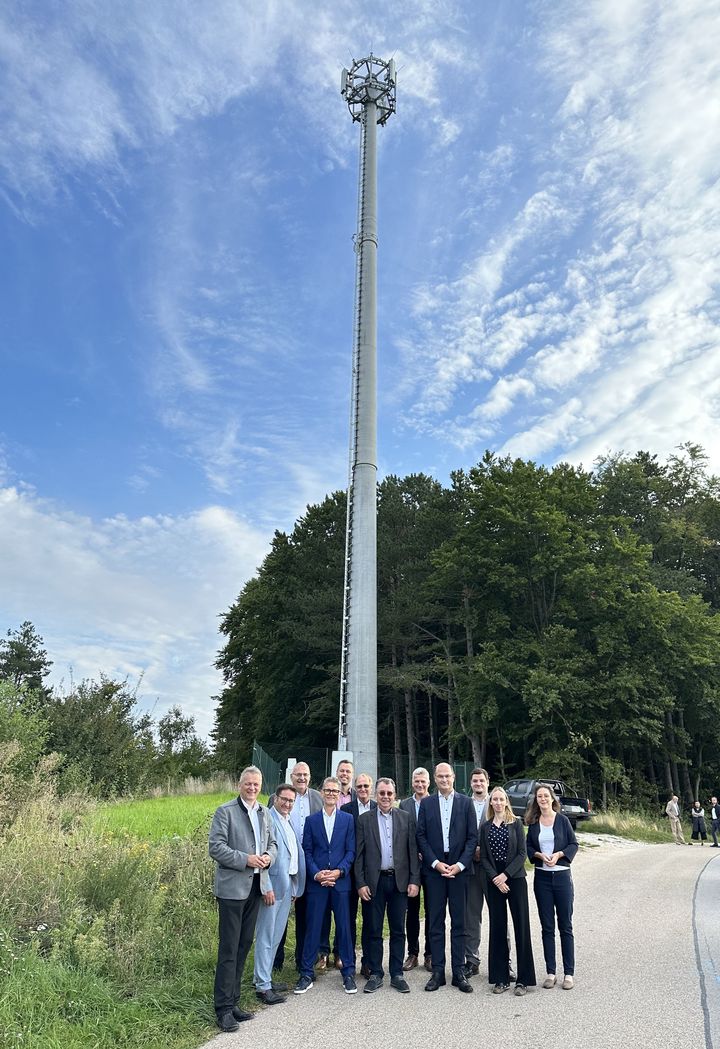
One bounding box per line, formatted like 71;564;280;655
336;54;396;781
341;54;397;125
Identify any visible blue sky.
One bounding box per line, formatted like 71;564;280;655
1;1;719;737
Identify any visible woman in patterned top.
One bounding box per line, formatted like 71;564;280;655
479;786;536;996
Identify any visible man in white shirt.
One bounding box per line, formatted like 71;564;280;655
253;783;306;1004
464;767;490;976
665;794;686;845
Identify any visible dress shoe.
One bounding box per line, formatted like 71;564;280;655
423;955;433;972
425;969;446;991
492;982;510;994
403;954;419;971
343;974;358;994
391;975;410;993
272;981;289;992
256;989;286;1005
514;983;527;997
542;974;557;989
294;975;314;994
463;962;479;977
217;1011;239;1032
333;953;343;970
364;974;383;993
360;963;372;979
315;954;328;972
562;975;574;990
451;972;473;993
231;1007;253;1022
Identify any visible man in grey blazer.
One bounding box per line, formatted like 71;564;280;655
269;761;323;971
355;777;420;993
399;766;431;971
209;765;277;1033
253;783;306;1004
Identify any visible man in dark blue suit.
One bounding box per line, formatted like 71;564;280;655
416;762;476;993
295;777;357;995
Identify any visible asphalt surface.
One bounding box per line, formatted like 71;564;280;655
200;838;719;1049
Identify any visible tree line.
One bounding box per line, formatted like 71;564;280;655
213;444;720;809
0;621;213;798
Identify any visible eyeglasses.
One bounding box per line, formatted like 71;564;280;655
276;795;295;804
323;788;340;795
376;791;394;797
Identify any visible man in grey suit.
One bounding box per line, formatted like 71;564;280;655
253;783;306;1004
269;761;322;971
209;765;277;1033
399;766;431;971
355;777;420;993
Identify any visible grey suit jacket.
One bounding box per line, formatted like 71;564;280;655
209;797;278;900
354;807;420;896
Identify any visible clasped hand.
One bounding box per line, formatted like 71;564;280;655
315;868;341;887
436;862;460;878
247;853;271;869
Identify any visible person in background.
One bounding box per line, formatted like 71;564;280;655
399;767;432;972
480;786;536;998
525;784;578;990
317;759;356;972
336;760;356;808
209;766;277;1032
710;796;720;848
665;794;687;845
340;774;377;977
691;801;708;845
464;767;491;978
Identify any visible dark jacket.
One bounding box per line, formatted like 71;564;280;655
340;798;377;823
479;817;528;880
525;813;578;869
354;807;420;895
416;791;476;874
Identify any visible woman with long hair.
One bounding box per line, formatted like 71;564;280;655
525;784;578;990
479;786;536;996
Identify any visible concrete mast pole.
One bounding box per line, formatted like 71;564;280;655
339;56;396;783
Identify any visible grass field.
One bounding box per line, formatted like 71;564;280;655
581;808;676;844
91;790;237;842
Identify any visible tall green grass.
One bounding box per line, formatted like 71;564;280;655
0;782;261;1049
580;808;677;844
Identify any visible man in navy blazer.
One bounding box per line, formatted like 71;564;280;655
416;762;476;993
295;777;357;995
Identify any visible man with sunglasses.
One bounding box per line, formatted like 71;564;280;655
295;777;357;995
355;777;420;993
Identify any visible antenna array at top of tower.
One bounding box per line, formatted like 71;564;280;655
340;54;397;125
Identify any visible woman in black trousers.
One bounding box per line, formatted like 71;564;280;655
480;787;536;997
526;784;578;990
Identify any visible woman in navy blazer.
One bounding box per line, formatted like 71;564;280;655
525;784;578;990
480;787;536;996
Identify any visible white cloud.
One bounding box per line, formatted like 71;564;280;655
0;484;270;736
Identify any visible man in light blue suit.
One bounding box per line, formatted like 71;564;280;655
253;783;306;1004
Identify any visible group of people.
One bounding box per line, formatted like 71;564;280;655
208;759;578;1033
665;794;720;846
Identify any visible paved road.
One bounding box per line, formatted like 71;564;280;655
200;840;719;1049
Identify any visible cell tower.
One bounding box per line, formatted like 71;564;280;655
337;54;397;781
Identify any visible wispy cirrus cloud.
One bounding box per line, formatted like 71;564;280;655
395;0;720;471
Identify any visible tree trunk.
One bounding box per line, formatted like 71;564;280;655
693;742;703;802
428;693;437;769
665;711;681;795
404;688;417;778
676;708;694;806
392;691;404;797
496;722;507;781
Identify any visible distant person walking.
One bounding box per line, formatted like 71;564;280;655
691;802;708;845
665;794;687;845
710;796;720;847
